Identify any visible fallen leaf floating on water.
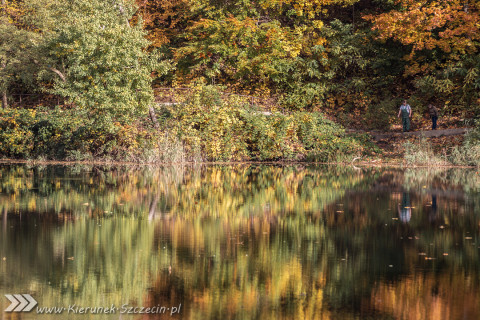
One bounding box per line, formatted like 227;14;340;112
82;203;89;206
439;226;445;229
336;211;344;213
2;257;6;261
425;257;436;260
67;257;74;260
418;253;426;255
465;237;473;240
443;253;449;256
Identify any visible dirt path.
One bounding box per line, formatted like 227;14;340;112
345;127;471;159
348;128;469;141
369;128;468;141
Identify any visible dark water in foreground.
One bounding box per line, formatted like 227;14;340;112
0;164;479;320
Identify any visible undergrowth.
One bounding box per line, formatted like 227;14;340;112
0;85;380;163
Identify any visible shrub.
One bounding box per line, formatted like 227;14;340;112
0;109;36;157
164;85;369;162
0;107;157;161
32;107;85;158
0;85;377;163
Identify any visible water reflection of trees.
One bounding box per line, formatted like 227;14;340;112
319;168;480;319
1;217;158;313
0;165;479;319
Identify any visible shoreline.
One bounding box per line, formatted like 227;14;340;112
0;158;476;168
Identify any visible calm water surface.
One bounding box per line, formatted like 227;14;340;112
0;164;479;319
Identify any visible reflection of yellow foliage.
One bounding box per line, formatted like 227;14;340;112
27;197;36;211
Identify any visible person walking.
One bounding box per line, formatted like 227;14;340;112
428;104;438;130
397;100;412;132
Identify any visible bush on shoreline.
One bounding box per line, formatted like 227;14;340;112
0;87;377;163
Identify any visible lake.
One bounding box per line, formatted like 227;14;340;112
0;164;479;319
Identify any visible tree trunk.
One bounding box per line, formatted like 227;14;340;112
1;91;6;109
149;106;159;129
1;60;6;109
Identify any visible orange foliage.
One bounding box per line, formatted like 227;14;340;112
135;0;191;47
365;0;480;75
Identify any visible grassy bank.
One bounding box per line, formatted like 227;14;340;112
402;125;480;167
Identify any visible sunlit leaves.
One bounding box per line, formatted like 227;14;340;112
134;0;191;48
363;0;480;112
261;0;358;18
175;15;295;89
30;0;155;126
365;0;480;71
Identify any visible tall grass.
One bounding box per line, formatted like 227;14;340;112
403;137;448;166
403;124;480;167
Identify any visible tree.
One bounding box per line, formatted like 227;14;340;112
0;0;39;109
364;0;480;111
365;0;479;65
28;0;155;127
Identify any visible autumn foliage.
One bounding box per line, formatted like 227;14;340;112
1;0;479;161
365;0;480;75
129;0;480;120
135;0;191;48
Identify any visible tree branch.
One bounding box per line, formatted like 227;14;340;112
116;1;131;27
49;67;66;82
32;58;67;82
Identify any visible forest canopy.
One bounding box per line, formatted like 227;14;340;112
2;0;479;115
